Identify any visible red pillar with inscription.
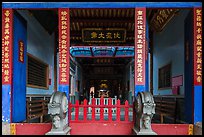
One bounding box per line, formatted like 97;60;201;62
2;9;13;123
58;8;70;97
58;8;70;124
193;7;202;124
134;8;147;96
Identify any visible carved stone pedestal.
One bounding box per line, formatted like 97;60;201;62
133;92;157;135
133;127;157;135
45;91;71;135
46;126;71;135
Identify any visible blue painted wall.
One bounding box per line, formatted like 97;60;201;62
2;85;11;123
194;86;202;124
153;9;190;95
145;20;149;92
12;11;27;122
17;10;55;95
184;10;193;123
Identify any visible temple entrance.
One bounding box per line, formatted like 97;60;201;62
69;57;135;127
2;2;201;135
68;8;136;107
75;57;133;105
68;8;138;135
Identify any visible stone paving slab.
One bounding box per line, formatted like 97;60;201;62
194;122;202;135
2;122;10;135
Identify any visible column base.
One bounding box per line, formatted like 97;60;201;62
194;122;202;135
2;122;11;135
46;126;71;135
132;127;157;135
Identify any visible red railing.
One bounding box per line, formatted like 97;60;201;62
69;97;134;123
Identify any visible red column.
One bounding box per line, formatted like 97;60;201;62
193;7;202;124
134;8;146;96
2;8;13;123
58;8;70;99
193;8;202;86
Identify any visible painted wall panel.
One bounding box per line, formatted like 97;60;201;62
14;123;190;135
194;86;202;124
2;85;11;123
2;9;13;123
184;10;193;124
145;20;149;92
153;9;190;95
12;11;27;122
17;10;55;95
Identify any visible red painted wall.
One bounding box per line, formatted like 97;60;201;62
152;124;190;135
70;123;133;135
15;123;190;135
15;123;52;135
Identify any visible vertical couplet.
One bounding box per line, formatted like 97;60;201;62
193;7;202;124
2;9;13;123
58;8;70;98
134;8;146;96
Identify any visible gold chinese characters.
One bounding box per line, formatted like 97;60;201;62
135;9;146;84
59;9;69;84
194;8;202;84
2;9;12;84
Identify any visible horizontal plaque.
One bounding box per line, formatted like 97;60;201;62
150;9;179;32
82;28;126;43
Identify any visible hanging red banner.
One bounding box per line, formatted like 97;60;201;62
193;8;202;86
58;8;70;85
2;9;13;85
134;8;146;85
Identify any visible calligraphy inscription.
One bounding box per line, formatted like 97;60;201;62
82;28;126;43
150;9;179;32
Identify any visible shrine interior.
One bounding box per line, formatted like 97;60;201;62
14;7;195;123
62;8;138;104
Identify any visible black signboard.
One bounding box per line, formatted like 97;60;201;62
82;28;126;43
150;9;180;32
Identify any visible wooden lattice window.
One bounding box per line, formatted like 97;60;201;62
158;63;171;89
27;53;49;89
